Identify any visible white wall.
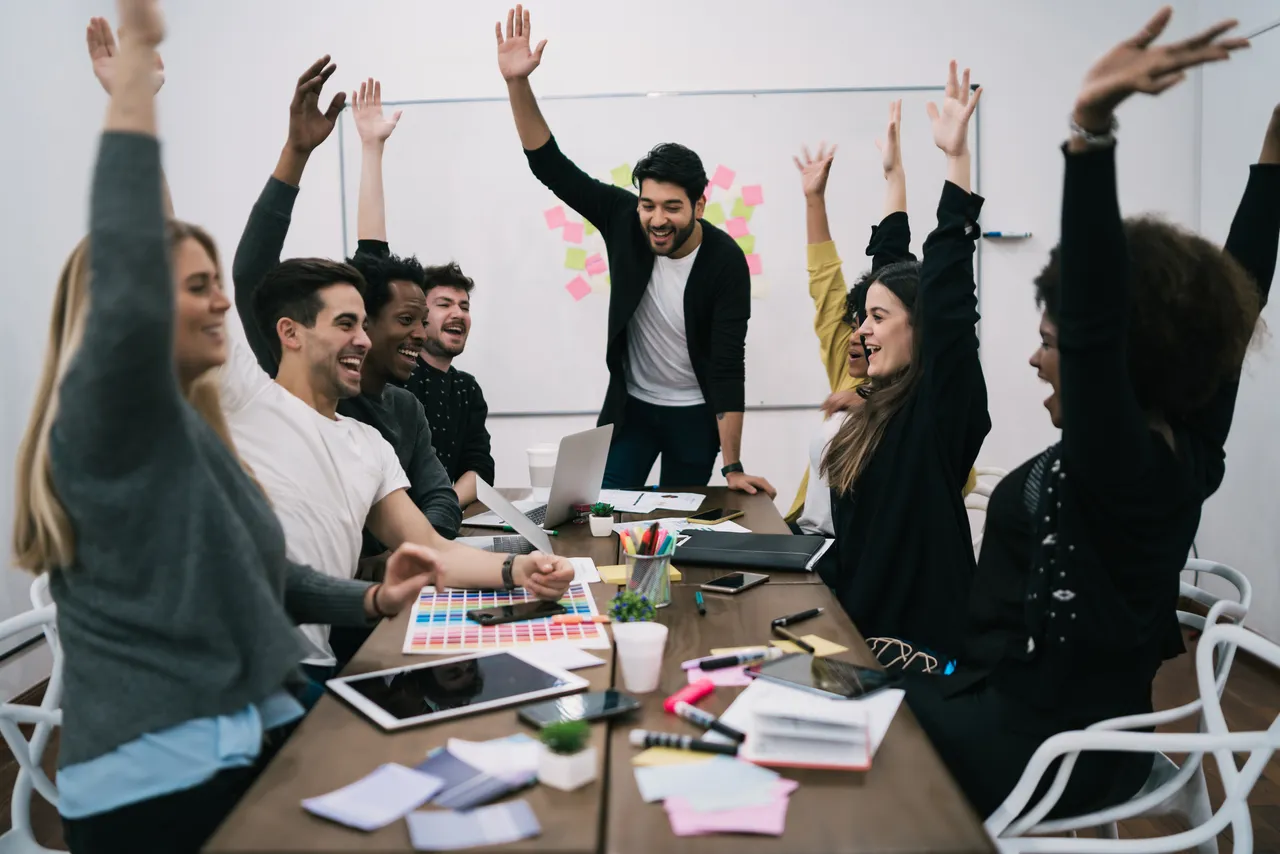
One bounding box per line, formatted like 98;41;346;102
1;0;1214;695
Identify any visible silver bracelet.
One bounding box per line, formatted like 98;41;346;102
1068;114;1118;147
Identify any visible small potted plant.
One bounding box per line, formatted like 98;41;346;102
588;502;615;538
536;719;597;791
609;589;667;693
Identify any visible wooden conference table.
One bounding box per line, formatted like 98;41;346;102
206;488;992;853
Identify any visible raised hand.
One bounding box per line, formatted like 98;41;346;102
793;142;837;198
1262;103;1280;165
286;55;347;155
518;552;574;600
926;61;982;158
87;16;164;95
875;100;903;176
496;4;547;81
1075;7;1246;131
352;78;402;146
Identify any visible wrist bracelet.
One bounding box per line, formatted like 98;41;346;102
721;462;745;477
371;583;392;619
1068;114;1118;147
502;554;518;590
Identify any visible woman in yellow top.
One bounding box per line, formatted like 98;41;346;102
787;103;976;539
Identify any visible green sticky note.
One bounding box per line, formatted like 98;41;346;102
735;234;756;254
731;197;754;220
584;220;598;236
704;202;726;226
610;163;633;188
565;248;587;270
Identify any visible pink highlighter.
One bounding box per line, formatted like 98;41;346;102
663;678;715;714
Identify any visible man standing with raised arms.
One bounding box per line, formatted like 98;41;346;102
497;5;775;496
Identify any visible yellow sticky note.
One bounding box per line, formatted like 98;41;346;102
770;635;848;657
565;248;587;270
598;565;682;584
611;163;633;188
731;197;754;220
632;747;712;767
735;235;756;254
710;645;770;656
703;202;726;226
584;220;598;236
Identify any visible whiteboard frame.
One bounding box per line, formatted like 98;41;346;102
336;84;982;418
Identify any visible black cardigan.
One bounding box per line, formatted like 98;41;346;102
524;136;750;426
953;151;1280;724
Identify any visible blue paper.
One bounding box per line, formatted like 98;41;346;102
407;799;541;850
633;756;779;804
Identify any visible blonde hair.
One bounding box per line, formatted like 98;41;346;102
13;222;249;574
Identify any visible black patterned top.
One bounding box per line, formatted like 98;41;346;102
403;360;495;486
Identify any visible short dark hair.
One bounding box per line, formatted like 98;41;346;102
632;143;707;207
1034;216;1261;418
251;258;366;362
423;262;475;296
347;251;428;319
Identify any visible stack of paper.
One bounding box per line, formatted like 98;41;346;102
407;799;541;850
415;734;540;810
665;779;800;837
302;764;444;831
633;756;798;837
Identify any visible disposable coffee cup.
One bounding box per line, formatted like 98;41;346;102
527;444;558;488
612;621;668;693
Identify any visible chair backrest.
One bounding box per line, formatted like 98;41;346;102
1180;559;1252;699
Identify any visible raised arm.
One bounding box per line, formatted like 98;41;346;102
497;5;633;235
794;142;850;390
353;78;401;244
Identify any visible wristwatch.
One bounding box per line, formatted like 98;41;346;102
721;462;745;477
501;553;517;590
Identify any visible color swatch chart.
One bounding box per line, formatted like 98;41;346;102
402;583;611;654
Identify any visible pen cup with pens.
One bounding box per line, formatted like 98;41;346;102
620;523;673;608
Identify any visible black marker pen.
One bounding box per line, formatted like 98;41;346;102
629;729;739;756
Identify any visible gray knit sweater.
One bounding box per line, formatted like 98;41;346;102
47;132;373;767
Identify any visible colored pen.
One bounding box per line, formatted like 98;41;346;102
502;525;558;536
771;608;823;628
672;701;746;744
551;614;611;624
981;231;1032;239
629;729;738;756
694;590;706;616
645;521;661;555
771;625;816;654
698;646;782;671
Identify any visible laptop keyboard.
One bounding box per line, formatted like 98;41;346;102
524;505;548;526
492;536;536;555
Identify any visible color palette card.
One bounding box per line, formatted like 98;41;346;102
302;763;444;831
407;799;541;850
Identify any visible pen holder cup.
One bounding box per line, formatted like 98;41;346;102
624;553;672;609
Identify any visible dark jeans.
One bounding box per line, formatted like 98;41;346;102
602;396;720;488
62;722;295;854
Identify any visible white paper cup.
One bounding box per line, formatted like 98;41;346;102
527;444;558;488
612;621;668;693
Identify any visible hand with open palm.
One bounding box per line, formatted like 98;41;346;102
87;16;164;95
496;5;547;81
793;142;837;198
1074;7;1246;132
352;78;402;147
875;100;903;177
927;61;982;158
286;55;347;155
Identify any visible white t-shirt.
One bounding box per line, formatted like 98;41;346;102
626;246;705;406
796;412;846;537
218;309;410;666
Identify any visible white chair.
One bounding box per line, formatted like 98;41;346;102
986;561;1259;853
0;575;64;854
965;467;1008;557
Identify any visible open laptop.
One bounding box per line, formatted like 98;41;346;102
465;425;613;529
459;479;557;555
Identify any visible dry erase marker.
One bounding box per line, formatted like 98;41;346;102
771;625;816;654
629;729;738;756
981;231;1032;239
672;701;746;743
770;607;823;628
698;646;783;671
694;590;706;616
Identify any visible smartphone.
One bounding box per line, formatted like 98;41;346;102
699;571;769;594
517;690;641;728
466;600;567;625
686;507;745;525
746;653;902;700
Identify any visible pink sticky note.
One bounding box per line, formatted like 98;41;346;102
544;206;567;229
703;182;713;201
746;254;763;276
664;781;797;836
711;165;736;190
565;276;591;301
687;665;753;688
741;184;764;207
563;222;585;243
725;217;749;239
585;253;608;276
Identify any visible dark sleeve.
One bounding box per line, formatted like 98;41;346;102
283;562;376;628
1055;145;1153;486
52;133;181;475
355;238;391;259
231;177;299;375
867;210;916;274
524;135;636;240
1184;163;1280;489
402;395;463;539
708;249;751;413
459;379;496;485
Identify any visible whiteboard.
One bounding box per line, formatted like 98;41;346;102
338;86;980;415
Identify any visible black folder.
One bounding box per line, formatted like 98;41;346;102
674;531;831;572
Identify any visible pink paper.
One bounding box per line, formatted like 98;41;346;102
562;222;585;243
725;217;749;239
741;185;764;207
745;254;763;275
711;165;736;190
664;780;797;836
565;276;591;301
544;206;567;229
687;665;753;687
703;182;713;201
585;254;608;276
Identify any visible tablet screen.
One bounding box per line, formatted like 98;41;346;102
342;652;574;720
